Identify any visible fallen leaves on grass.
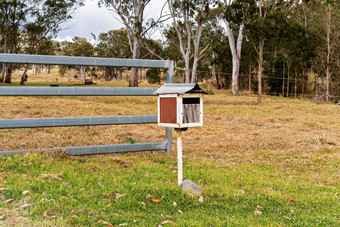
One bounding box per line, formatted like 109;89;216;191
40;173;63;181
0;213;8;220
103;192;110;197
198;196;204;203
115;193;127;199
254;210;262;215
289;197;296;203
61;182;71;188
106;203;112;207
98;220;113;226
22;190;30;195
152;198;162;203
43;210;53;219
4;198;14;204
16;204;32;210
0;177;3;181
161;220;173;225
59;196;68;200
0;188;9;191
0;170;13;174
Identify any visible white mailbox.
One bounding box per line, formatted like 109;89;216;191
153;83;206;129
154;83;207;186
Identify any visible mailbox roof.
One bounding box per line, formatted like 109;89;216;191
153;83;207;95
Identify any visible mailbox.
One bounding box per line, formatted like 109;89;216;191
153;83;206;128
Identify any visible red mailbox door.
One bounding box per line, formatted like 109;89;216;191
160;97;177;123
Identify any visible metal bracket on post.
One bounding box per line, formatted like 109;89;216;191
165;60;174;155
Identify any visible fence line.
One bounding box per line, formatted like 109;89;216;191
0;143;167;156
253;92;340;99
175;68;326;82
0;54;174;156
0;54;170;68
0;86;158;96
0;115;157;129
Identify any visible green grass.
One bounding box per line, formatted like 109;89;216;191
0;81;339;226
0;149;339;226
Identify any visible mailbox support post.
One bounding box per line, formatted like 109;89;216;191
176;128;183;185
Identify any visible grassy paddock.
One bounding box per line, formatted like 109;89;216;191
0;82;339;226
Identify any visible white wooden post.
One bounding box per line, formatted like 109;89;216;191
177;129;183;185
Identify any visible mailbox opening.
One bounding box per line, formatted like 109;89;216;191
183;97;200;123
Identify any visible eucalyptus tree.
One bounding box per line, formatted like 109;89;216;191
59;40;75;79
96;29;131;59
313;0;340;103
72;37;94;83
220;0;245;95
0;0;28;83
99;0;168;87
167;0;213;83
96;29;131;80
242;0;288;104
0;0;84;84
19;0;85;85
202;7;227;89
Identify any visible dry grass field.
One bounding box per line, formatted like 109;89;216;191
0;70;339;226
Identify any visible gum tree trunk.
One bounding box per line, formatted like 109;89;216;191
5;64;12;83
325;4;331;103
1;37;8;83
129;36;140;87
286;62;290;97
20;64;30;85
225;22;244;95
257;41;264;104
211;52;221;89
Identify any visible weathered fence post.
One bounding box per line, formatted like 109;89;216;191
165;60;174;155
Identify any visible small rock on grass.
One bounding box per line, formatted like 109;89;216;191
180;179;202;196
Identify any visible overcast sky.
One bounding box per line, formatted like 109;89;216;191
57;0;168;43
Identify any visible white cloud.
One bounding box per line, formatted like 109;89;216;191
57;0;169;42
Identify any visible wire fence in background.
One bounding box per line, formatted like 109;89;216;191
174;68;340;100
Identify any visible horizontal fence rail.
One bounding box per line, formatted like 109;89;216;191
0;86;157;96
0;115;157;129
0;54;170;68
0;142;167;156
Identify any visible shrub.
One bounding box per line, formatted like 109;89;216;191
146;68;161;84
